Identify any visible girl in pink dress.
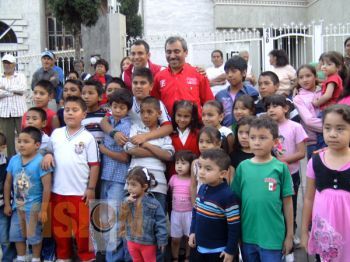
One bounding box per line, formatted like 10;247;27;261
301;104;350;262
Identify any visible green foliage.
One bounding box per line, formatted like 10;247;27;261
120;0;143;38
48;0;100;34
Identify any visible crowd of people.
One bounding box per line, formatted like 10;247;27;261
0;35;350;262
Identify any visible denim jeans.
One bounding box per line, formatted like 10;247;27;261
151;192;167;262
0;208;16;261
100;180;131;262
241;243;282;262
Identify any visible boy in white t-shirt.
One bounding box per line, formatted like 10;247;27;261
43;96;100;261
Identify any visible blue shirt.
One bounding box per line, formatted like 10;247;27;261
101;116;131;183
7;153;51;212
215;84;259;126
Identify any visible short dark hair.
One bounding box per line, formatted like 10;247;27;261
0;132;6;146
264;94;289;109
106;77;126;89
64;96;87;112
232;95;255;115
250;116;279;139
27;107;47;121
34;80;54;95
127;166;158;190
200;148;231;171
259;71;280;85
165;36;188;52
94;58;109;72
211;49;223;58
140;96;160;110
269;49;289;67
132;40;150;54
224;56;247;77
132;67;154;84
108;88;133;110
174;150;196;165
344;37;350;47
204;100;224;114
68;70;79;79
83;79;104;97
21;126;42;144
64;79;83;91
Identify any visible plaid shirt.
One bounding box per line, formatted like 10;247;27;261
0;72;28;117
101;116;131;183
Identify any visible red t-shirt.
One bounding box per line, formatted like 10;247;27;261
22;108;57;135
321;73;343;110
151;63;214;117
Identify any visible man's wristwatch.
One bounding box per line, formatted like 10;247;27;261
109;130;117;138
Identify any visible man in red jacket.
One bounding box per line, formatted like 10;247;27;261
122;39;163;90
151;36;214;118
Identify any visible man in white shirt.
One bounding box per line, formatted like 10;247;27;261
206;50;228;96
0;54;27;157
239;50;257;86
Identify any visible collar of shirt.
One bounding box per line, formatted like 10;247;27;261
167;63;188;75
177;127;190;145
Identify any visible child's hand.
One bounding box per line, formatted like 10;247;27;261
99;144;107;154
126;194;137;203
188;233;196;248
130;134;148;146
82;188;95;206
39;210;48;223
301;231;309;253
158;245;166;253
114;132;128;146
312;98;319;107
220;251;233;262
4;204;12;217
42;153;55;170
282;235;293;256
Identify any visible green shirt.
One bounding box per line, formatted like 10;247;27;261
231;157;293;250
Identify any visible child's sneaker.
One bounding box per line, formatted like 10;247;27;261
284;252;294;262
293;235;301;246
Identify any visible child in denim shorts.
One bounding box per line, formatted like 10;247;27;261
4;127;52;262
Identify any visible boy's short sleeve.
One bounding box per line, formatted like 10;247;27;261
231;163;242;198
123;124;138;151
281;163;294;197
159;135;175;156
6;157;15;176
86;135;100;165
295;123;308;144
159;100;171;125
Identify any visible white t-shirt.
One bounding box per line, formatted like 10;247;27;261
50;126;100;195
124;124;174;194
219;126;233;138
206;64;229;96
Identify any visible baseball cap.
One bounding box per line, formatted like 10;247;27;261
1;54;16;63
41;51;54;59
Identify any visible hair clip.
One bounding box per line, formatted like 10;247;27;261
142;167;150;181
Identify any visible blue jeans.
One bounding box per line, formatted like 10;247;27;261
0;208;16;261
100;180;131;262
242;243;282;262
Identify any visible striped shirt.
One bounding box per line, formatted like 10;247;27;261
0;72;27;117
190;182;240;255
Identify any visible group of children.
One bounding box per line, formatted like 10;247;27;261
0;49;349;262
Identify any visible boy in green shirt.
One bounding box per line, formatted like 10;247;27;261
231;116;294;261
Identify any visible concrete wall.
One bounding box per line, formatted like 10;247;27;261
214;4;307;29
0;0;46;55
82;13;126;76
142;0;214;35
307;0;348;24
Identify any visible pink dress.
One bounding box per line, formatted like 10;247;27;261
306;151;350;262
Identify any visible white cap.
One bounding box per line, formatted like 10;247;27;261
1;54;16;64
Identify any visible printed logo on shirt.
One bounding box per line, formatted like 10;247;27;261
186;77;198;86
264;177;277;191
273;135;286;157
160;79;166;88
75;141;85;154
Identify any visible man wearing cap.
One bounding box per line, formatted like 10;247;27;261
31;51;59;91
0;54;27;157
